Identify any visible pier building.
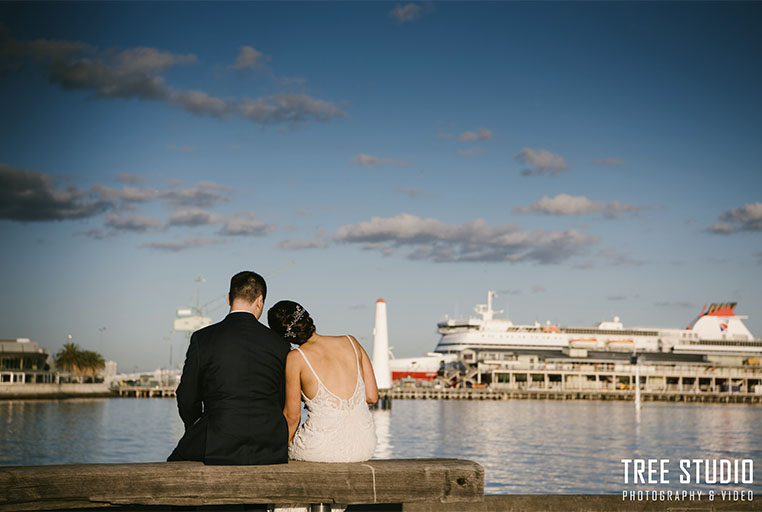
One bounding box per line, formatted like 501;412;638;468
0;338;54;385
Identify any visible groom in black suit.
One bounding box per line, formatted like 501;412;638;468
168;271;290;465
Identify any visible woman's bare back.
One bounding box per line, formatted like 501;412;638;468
298;335;364;400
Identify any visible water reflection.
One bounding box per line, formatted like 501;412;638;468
371;409;392;459
1;398;760;494
0;399;184;465
379;400;762;494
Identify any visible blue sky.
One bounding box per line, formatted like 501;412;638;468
1;2;761;371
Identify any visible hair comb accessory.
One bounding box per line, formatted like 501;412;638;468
284;305;305;339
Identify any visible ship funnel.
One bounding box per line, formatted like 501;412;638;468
372;298;392;389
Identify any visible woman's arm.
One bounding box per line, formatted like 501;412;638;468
351;335;379;404
283;350;303;442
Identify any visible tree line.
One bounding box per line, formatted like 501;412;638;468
54;343;105;382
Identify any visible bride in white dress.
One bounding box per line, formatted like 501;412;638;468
268;300;378;510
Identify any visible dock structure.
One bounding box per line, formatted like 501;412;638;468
0;459;483;511
389;387;762;403
115;385;176;398
390;360;762;404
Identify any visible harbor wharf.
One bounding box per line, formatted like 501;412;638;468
390;360;762;404
115;385;176;398
0;382;112;400
388;387;762;403
0;459;483;511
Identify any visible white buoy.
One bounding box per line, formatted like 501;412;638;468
372;298;392;389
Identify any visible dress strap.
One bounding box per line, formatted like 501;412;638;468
295;347;323;387
346;335;362;378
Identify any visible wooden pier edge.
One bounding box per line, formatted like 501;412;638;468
0;459;483;511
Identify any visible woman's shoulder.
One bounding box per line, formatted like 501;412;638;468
303;334;353;345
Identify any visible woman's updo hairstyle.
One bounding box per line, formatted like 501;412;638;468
268;300;316;345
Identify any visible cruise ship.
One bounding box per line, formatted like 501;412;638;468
389;291;762;380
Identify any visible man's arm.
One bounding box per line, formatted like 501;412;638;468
176;333;202;428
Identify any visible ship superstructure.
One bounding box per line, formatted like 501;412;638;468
433;292;762;356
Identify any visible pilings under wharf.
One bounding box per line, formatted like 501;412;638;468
386;360;762;404
386;387;762;403
115;385;176;398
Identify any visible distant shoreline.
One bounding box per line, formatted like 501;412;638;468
0;383;114;400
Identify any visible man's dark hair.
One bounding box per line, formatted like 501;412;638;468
229;271;267;304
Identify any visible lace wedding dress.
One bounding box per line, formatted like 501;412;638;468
275;337;377;512
289;336;377;462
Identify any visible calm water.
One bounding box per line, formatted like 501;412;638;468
1;398;761;494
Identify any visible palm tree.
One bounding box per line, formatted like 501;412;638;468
80;350;106;382
55;343;82;380
54;343;106;382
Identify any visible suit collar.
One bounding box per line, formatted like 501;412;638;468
229;310;255;316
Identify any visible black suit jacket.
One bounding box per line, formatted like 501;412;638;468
168;312;290;465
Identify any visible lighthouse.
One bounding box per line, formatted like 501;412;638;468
372;298;392;389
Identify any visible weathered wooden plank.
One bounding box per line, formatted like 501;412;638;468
404;494;762;512
0;459;483;511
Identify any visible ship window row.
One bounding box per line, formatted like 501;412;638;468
690;340;761;347
564;328;658;336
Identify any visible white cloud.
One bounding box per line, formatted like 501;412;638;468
334;213;597;263
707;221;737;234
235;93;345;124
75;227;115;240
3;34;344;126
167;90;228;118
351;154;411;168
115;185;160;202
114;46;197;74
104;213;162;232
277;239;328;250
167;208;221;227
219;212;273;236
140;237;223;252
514;193;642;218
162;181;233;209
0;163;115;221
514;148;569;176
229;46;268;70
0;164;274;245
707;202;762;234
458;129;492;142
